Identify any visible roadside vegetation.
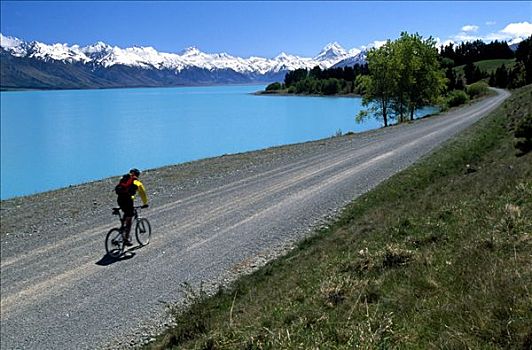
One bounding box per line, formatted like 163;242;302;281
147;84;531;349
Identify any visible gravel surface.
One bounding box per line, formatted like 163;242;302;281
0;89;509;349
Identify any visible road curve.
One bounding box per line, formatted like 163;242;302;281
0;89;510;349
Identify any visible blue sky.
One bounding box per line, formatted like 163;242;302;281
1;1;531;57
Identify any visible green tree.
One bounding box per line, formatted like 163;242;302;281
392;33;416;122
455;74;465;90
494;64;509;88
357;40;398;127
404;34;447;120
358;33;446;126
489;72;496;87
464;62;476;84
508;62;527;88
284;68;308;87
354;74;369;95
309;66;322;80
265;82;282;91
446;67;458;91
464;62;487;84
515;36;532;84
322;78;340;95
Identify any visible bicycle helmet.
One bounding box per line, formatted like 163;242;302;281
130;168;141;177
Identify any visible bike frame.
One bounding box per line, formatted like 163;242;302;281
106;205;151;257
112;206;143;229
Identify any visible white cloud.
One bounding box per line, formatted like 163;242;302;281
451;32;480;42
491;21;532;45
462;25;479;32
449;21;532;46
501;21;532;37
486;21;496;26
434;37;454;48
358;21;531;53
485;32;509;42
361;40;387;50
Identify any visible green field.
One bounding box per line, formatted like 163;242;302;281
454;58;517;76
147;85;532;350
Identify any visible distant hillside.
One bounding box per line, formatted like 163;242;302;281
454;58;517;76
0;50;284;90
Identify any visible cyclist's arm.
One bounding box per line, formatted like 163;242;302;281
133;179;148;205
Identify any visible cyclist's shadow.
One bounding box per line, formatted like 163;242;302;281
95;246;142;266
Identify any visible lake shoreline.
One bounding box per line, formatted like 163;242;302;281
0;129;368;203
253;90;362;98
0;99;446;203
3;84;376;199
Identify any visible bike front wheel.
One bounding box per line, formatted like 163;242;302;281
135;218;151;246
106;228;124;258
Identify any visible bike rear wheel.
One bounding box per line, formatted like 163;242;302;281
135;218;151;246
106;228;124;258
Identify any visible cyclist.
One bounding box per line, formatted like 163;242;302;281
116;168;149;246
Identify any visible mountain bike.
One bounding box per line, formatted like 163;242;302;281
105;206;151;258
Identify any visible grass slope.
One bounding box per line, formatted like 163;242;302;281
454;59;517;76
147;86;532;350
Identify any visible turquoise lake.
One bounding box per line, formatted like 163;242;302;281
1;84;436;199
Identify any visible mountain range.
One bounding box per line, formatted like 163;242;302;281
0;34;367;90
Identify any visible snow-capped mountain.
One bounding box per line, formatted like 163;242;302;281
0;33;367;89
332;50;368;68
0;33;365;73
313;42;348;64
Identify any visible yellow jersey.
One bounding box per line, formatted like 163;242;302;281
132;179;148;205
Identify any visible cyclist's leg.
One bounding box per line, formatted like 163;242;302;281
118;195;135;245
124;216;133;244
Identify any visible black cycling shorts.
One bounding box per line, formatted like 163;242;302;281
117;195;134;217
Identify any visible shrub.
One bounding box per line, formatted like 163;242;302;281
446;90;470;107
287;86;296;94
265;82;282;91
515;113;532;154
466;81;490;98
322;78;340;95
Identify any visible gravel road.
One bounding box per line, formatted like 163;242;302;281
0;89;509;349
